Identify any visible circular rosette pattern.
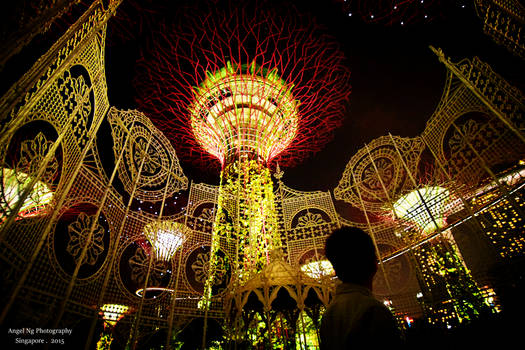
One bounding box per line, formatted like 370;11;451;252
107;108;188;202
50;203;110;281
184;245;230;296
334;136;424;213
117;236;173;299
440;112;524;186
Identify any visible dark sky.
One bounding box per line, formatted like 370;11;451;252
104;0;524;194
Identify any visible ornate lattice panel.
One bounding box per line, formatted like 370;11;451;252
423;50;525;186
334;135;424;213
279;182;339;231
108;107;188;202
0;1;114;276
475;0;525;59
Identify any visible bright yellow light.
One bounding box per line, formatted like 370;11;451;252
143;221;186;261
393;186;450;235
100;304;129;326
189;63;299;164
1;168;54;222
300;259;335;279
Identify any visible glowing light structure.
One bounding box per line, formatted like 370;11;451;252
190;62;299;278
393;186;451;234
134;1;351;286
190;63;299;165
143;221;186;261
392;186;490;326
134;1;351;170
97;304;130;350
411;236;492;327
1;168;54;223
300;260;335;279
1;0;524;346
100;303;130;326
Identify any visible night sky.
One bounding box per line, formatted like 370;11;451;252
101;0;524;195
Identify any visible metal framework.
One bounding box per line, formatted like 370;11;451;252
0;1;523;349
475;0;525;59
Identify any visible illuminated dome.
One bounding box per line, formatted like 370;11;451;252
100;303;130;326
190;63;298;165
300;259;335;279
393;186;451;235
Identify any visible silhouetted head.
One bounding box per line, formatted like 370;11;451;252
325;227;378;285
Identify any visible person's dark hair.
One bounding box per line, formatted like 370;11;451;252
325;226;378;284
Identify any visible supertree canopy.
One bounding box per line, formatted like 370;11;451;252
134;0;351;171
189;62;299;166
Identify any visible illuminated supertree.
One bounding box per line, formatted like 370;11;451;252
392;186;492;326
134;0;351;292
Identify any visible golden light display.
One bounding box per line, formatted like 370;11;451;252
100;303;130;326
143;220;186;261
0;0;523;348
0;168;54;223
189;63;299;165
300;259;335;279
393;186;451;235
190;64;292;288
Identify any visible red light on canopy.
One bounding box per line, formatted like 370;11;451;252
133;0;351;171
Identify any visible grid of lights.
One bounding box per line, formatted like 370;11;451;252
1;168;54;223
300;260;335;279
189;63;299;165
393;186;451;235
412;238;491;327
475;191;525;259
217;160;279;275
143;221;186;261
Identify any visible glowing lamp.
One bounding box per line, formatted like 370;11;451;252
393;186;450;235
100;304;129;326
1;168;53;222
143;221;186;261
300;259;335;279
189;63;299;165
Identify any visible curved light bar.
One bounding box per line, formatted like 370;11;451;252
189;63;299;165
135;287;203;299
